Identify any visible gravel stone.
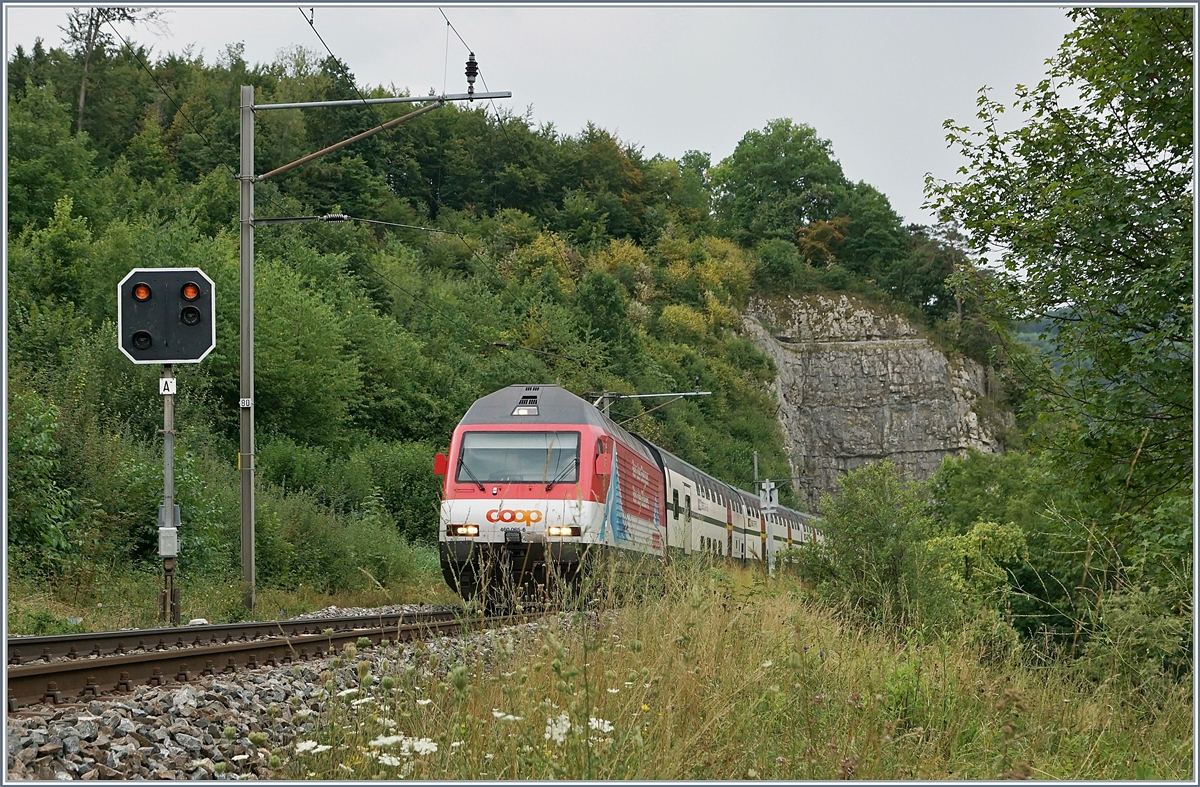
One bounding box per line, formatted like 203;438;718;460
6;603;561;780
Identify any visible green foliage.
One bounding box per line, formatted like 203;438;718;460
927;7;1193;513
922;521;1026;633
799;461;1030;649
254;490;426;592
7;81;96;232
799;461;935;630
252;261;362;445
929;450;1054;536
6;384;77;568
922;9;1193;685
712;119;848;245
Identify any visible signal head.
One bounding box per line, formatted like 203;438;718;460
133;283;152;302
181;282;200;301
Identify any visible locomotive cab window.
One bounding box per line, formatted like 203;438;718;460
457;431;579;484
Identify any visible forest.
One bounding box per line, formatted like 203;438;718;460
7;8;1191;690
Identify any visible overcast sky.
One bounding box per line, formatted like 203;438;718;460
4;3;1077;226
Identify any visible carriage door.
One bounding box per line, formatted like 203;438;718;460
683;492;693;555
686;482;696;556
763;513;772;575
758;513;768;568
726;502;733;561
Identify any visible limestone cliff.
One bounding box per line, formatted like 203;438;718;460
743;293;1008;511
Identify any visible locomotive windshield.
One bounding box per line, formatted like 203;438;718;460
457;431;580;484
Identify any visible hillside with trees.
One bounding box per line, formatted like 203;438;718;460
7;8;1191;693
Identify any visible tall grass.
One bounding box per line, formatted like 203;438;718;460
274;556;1192;780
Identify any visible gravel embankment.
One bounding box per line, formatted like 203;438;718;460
6;606;564;780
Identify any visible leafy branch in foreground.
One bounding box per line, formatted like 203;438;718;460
926;7;1193;513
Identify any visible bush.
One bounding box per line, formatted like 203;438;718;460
752;238;802;291
254;489;426;592
7;385;77;570
798;461;935;631
257;438;442;543
796;461;1028;642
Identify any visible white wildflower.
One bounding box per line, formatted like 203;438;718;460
624;681;634;687
352;697;376;706
294;741;319;753
309;745;331;754
588;717;614;734
379;718;397;729
337;688;359;697
607;688;619;694
451;741;464;748
544;713;571;745
409;738;438;756
377;754;404;767
368;735;406;748
492;708;523;721
761;660;773;669
416;698;433;706
231;754;249;762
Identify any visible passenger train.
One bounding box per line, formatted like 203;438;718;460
435;384;819;602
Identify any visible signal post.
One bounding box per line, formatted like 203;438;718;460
118;269;215;624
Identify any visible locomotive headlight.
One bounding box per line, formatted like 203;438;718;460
450;524;479;537
547;526;580;537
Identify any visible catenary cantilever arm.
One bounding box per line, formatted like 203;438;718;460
256;100;444;181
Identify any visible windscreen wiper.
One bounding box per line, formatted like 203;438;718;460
457;455;485;491
545;458;578;491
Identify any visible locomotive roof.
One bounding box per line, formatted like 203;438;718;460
459;385;655;463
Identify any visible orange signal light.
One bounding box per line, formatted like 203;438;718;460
181;282;200;301
133;283;152;301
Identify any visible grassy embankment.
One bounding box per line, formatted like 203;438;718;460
259;558;1190;781
5;543;459;635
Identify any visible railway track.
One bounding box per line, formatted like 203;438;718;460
6;608;539;712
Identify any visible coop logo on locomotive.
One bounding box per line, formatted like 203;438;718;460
486;508;543;524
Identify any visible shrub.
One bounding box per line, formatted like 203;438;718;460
799;461;935;632
7;386;78;570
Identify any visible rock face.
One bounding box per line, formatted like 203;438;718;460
744;293;1008;511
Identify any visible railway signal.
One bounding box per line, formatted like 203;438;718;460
118;267;216;625
117;268;215;364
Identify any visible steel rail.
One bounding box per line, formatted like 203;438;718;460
7;611;458;666
7;613;541;712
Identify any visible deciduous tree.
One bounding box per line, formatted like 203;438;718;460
926;8;1192;512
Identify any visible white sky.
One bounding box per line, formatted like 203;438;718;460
3;3;1077;226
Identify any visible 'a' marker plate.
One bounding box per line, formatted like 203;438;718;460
160;378;177;395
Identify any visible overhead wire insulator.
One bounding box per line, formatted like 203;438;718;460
465;53;478;100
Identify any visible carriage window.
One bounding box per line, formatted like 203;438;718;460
457;431;579;483
673;489;680;520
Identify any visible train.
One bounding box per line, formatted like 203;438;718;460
435;384;820;603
